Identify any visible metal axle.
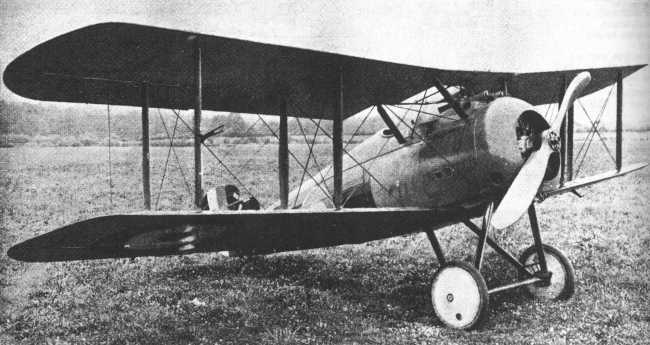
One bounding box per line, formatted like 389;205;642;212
488;277;543;295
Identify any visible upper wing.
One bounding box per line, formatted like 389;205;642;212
4;22;645;120
7;207;460;262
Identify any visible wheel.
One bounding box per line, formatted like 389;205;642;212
431;261;489;330
519;244;575;300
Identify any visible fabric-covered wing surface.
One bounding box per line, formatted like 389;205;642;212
7;208;463;262
3;22;645;119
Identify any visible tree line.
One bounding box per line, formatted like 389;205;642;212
1;99;385;145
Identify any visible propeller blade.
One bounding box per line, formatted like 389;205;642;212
490;71;592;229
550;72;592;132
491;144;552;229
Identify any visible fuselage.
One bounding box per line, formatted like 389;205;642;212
282;96;554;223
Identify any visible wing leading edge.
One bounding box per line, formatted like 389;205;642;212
3;22;645;120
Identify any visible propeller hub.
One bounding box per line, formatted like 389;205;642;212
546;131;560;151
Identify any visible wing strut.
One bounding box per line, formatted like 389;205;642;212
333;66;344;209
376;105;406;144
141;83;151;210
557;76;565;186
279;101;289;209
193;37;203;207
616;70;623;171
431;77;468;119
567;77;575;182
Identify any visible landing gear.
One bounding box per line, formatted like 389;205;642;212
431;261;489;330
424;202;576;330
519;244;575;300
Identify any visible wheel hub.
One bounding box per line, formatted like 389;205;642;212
431;262;489;330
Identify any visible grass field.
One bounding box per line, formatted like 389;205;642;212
1;133;649;344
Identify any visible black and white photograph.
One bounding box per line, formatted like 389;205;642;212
1;1;648;344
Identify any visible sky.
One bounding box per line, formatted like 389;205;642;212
0;0;648;127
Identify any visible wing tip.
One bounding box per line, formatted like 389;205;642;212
6;242;35;262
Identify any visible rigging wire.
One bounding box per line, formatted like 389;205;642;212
384;104;476;187
156;109;192;197
289;93;411;206
210;117;262;163
574;86;615;177
305;116;406;207
292;103;378;190
237;128;275;170
292;117;323;207
154;116;177;209
410;88;428;137
288;102;378;207
294;116;326;174
290;112;333;187
576;99;616;164
574;85;614;161
397;87;442;105
390;104;457;121
337;102;414;206
331;105;376;206
255;114;335;204
206;117;270;183
154;110;188;209
169;109;254;197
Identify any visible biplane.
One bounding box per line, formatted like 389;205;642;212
3;22;647;329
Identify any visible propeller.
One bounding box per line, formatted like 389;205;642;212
491;72;592;229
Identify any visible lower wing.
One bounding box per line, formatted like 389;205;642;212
8;207;461;262
538;162;647;200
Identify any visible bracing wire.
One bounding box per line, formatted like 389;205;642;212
304;116;406;207
292;117;323;207
575;86;614;161
255;114;335;204
154;110;187;209
236;121;275;170
211;117;262;163
288;96;409;207
574;86;615;177
289;99;415;207
576;99;616;164
410;88;428;137
295;116;326;173
291;102;377;188
156;109;192;196
390;104;457;121
170;109;254;197
384;104;476;187
287;102;376;207
397;87;441;105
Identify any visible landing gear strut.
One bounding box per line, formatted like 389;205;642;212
425;202;576;329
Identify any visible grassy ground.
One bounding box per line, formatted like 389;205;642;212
1;134;649;344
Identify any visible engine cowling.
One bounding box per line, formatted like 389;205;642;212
474;97;556;189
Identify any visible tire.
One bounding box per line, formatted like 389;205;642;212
431;261;489;330
519;244;575;300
